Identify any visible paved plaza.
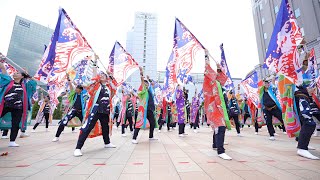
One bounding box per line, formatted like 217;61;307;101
0;124;320;180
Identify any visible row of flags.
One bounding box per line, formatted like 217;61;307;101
26;7;234;106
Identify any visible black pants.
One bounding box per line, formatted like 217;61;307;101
193;111;200;129
264;108;286;136
178;123;185;134
254;119;259;133
296;110;316;150
114;114;120;127
76;113;110;149
230;115;241;134
212;126;226;154
55;109;83;137
297;121;316;150
187;112;190;122
1;107;23;142
133;110;155;140
159;115;171;131
33;113;50;130
122;116;133;134
242;114;251;128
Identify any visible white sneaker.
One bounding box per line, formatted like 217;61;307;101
297;149;319;160
169;129;172;132
158;130;161;133
20;133;29;138
73;149;82;157
179;134;184;137
237;133;242;137
193;130;198;133
52;137;59;142
132;139;138;144
31;130;36;133
218;153;232;160
255;132;258;135
8;142;19;147
269;136;275;141
224;142;229;145
105;143;116;148
274;133;279;136
283;132;287;135
72;130;77;133
313;131;320;137
149;137;158;140
122;134;127;137
1;136;9;139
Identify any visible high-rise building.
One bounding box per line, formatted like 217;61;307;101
6;16;54;76
251;0;320;79
126;12;158;89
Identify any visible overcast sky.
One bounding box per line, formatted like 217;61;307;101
0;0;259;79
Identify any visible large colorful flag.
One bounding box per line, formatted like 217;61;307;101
108;41;139;87
264;0;303;85
241;71;259;107
163;18;205;99
34;8;93;105
278;75;300;138
220;44;234;90
0;53;18;76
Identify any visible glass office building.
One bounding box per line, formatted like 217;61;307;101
6;16;54;76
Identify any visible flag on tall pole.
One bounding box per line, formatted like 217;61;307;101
108;41;139;87
163;18;204;99
241;71;259;107
34;8;94;105
264;0;303;85
220;43;234;90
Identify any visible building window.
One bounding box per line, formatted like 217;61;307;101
259;3;263;10
295;8;301;18
264;33;267;39
143;66;146;71
144;37;146;40
261;17;265;25
143;58;146;63
274;5;279;14
300;27;305;36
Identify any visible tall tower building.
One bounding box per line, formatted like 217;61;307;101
6;16;54;76
251;0;320;79
126;12;158;89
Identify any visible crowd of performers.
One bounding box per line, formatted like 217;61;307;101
1;49;320;160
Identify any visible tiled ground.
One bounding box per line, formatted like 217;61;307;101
0;124;319;180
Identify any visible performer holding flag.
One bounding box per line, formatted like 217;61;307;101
0;62;37;147
132;66;157;144
203;49;232;160
52;73;87;142
73;60;116;157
